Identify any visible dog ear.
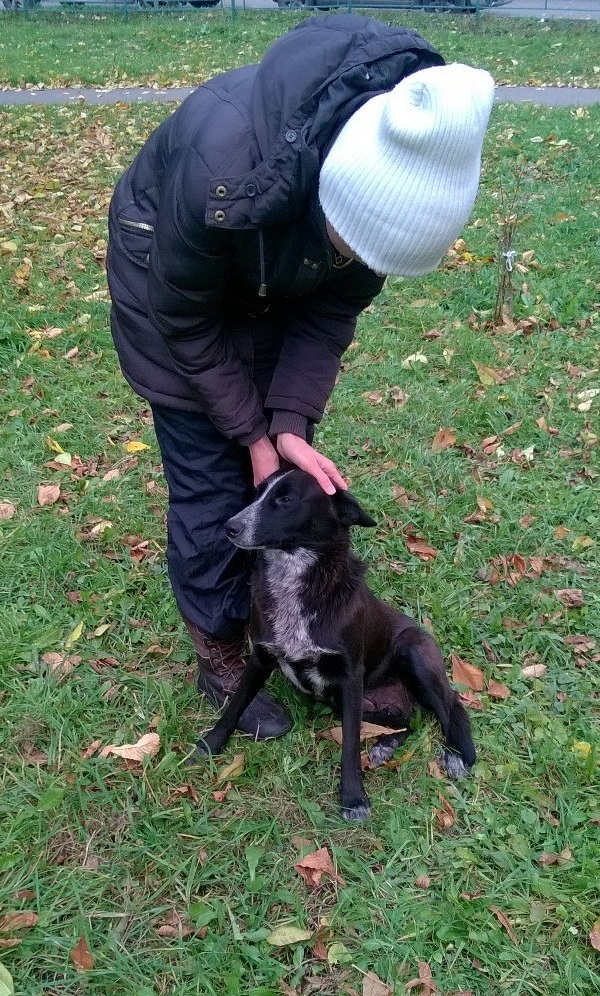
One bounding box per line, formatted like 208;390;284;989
333;490;376;528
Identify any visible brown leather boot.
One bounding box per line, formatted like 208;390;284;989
183;618;292;740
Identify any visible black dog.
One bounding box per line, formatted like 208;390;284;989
197;469;475;821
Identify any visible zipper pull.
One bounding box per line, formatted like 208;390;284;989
258;283;267;298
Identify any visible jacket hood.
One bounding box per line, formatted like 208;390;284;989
207;14;444;228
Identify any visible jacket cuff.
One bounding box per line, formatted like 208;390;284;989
237;418;270;447
269;410;309;440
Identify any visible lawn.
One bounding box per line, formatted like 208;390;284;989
0;14;599;996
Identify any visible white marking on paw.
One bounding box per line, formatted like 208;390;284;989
439;751;468;780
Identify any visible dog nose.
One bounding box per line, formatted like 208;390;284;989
225;518;243;539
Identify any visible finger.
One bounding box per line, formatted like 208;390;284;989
317;457;348;491
303;459;337;495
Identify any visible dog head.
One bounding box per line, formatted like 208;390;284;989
225;469;376;551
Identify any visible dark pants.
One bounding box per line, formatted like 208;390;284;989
151;316;302;641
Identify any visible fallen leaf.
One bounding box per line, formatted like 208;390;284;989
70;936;95;972
327;941;351;965
124;441;150;453
294;847;345;887
572;741;591;759
100;732;160;762
458;690;484;710
0;503;16;521
555;588;585;608
65;621;84;647
489;906;518;944
217;753;244;781
0;963;15;994
487;680;511;700
434;792;456;831
401;352;428;368
571;535;594;552
590;921;600;951
519;514;536;529
406;961;437;993
267;925;312;947
473;362;502;386
414;875;431;889
80;739;103;760
0;938;21;949
37;483;60;507
0;912;38;933
431;428;456;454
451;654;485;691
318;722;406;746
212;781;233;803
522;663;548;679
405;536;438;562
363;970;392;996
155;909;206;940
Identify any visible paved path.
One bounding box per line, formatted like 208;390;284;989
1;83;599;105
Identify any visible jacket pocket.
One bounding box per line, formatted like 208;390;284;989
115;215;155;269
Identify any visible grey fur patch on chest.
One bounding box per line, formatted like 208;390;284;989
260;549;334;693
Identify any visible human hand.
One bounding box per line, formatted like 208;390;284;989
276;433;348;496
248;435;280;487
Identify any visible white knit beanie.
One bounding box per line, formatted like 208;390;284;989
319;63;495;277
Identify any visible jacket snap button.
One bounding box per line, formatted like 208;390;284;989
215;185;227;198
285;129;297;143
245;183;257;197
214;210;226;223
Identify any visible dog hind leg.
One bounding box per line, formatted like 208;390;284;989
394;628;476;777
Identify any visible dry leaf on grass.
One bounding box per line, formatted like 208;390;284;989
0;912;38;933
318;722;406;746
489;905;518;944
293;847;345;888
414;875;431;889
555;588;585;608
0;502;16;521
487;680;511;700
537;847;573;867
212;781;233;803
37;483;60;507
434;793;456;830
522;663;548;679
590;921;600;951
217;753;244;781
451;654;485;691
267;925;312;947
431;428;457;453
156;909;206;940
363;970;393;996
100;732;160;762
406;961;437;994
70;936;95;972
404;536;438;562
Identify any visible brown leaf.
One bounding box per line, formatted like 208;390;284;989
0;938;21;948
414;875;431;889
451;654;485;691
70;935;95;972
155;909;207;940
537;852;560;866
318;722;406;746
212;781;233;803
489;905;518;944
80;739;103;760
555;588;585;608
459;690;484;710
431;428;457;454
13;889;36;901
100;732;160;762
21;742;48;765
363;970;392;996
554;525;571;540
487;680;511;700
519;514;536;529
405;536;438;562
0;502;16;520
293;847;345;888
434;792;456;830
0;911;38;932
590;921;600;951
406;961;437;993
38;483;60;507
312;936;329;961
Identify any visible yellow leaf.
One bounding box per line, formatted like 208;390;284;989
572;741;591;759
46;436;64;454
572;535;594;552
124;441;150;453
401;352;428;368
65;621;84;647
54;452;72;467
319;722;406;746
0;240;18;254
473;362;502;386
266;925;312;947
217;753;244;781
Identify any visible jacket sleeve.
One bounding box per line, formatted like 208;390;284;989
147;145;268;445
266;265;385;438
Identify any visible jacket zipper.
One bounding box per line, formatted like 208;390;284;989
258;230;267;297
118;216;155;234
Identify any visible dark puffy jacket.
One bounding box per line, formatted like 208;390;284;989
106;14;443;444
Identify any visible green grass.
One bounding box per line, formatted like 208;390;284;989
0;9;599;87
1;71;599;996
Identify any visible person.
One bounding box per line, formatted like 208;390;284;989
106;13;494;740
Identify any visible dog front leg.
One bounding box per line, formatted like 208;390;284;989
195;645;277;757
339;667;371;822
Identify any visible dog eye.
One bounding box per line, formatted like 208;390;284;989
274;494;293;506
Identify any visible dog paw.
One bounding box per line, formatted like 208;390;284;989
368;741;396;768
439;750;469;780
185;738;214;766
341;799;371;822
